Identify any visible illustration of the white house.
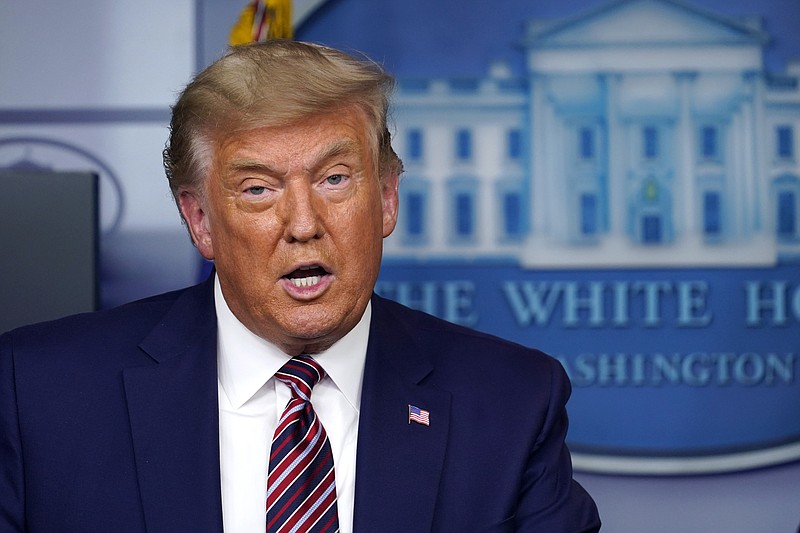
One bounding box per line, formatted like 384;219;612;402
384;0;800;268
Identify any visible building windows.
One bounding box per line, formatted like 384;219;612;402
635;176;672;244
643;126;659;159
642;215;662;243
496;180;525;241
455;128;473;161
503;191;522;238
407;129;423;162
777;190;796;239
455;193;474;236
773;175;800;242
777;126;794;159
703;191;721;236
580;193;598;235
406;191;425;237
579;127;595;160
507;128;522;161
448;177;478;242
400;177;429;245
700;126;718;160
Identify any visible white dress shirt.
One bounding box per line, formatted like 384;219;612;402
215;276;369;533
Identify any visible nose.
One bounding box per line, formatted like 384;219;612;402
278;180;325;242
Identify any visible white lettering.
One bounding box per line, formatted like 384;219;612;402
557;352;795;387
502;280;712;328
374;281;478;326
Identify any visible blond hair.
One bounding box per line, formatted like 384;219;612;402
163;39;402;206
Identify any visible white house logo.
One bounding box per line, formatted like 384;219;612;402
375;0;800;474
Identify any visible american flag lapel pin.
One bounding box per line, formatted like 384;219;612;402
408;404;430;426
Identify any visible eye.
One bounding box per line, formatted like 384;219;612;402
246;185;266;195
326;174;345;186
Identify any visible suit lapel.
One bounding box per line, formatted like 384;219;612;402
353;296;452;533
121;286;450;532
123;280;224;533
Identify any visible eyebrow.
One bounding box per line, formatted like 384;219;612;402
226;160;278;175
225;138;362;176
305;138;362;173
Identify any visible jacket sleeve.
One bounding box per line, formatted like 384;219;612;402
515;357;601;532
0;332;25;532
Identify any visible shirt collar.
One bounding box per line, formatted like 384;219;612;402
214;274;370;412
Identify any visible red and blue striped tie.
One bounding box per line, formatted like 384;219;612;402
267;355;340;533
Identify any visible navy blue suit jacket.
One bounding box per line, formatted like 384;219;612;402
0;277;599;532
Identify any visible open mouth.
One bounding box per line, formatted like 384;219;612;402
284;265;330;288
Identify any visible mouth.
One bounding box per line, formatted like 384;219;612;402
283;264;331;289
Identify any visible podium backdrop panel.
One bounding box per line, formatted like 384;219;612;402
0;170;99;332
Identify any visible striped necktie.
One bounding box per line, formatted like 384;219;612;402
267;355;340;533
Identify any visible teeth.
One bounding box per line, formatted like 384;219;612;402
290;275;321;288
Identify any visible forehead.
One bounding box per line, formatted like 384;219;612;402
214;106;374;169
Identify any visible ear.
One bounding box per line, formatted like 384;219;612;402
178;191;215;260
380;172;400;238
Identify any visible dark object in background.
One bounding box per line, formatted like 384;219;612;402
0;170;98;332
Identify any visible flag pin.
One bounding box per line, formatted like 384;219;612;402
408;404;430;426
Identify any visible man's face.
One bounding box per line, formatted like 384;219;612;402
180;107;399;355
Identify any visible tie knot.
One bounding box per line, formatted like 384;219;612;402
275;355;325;402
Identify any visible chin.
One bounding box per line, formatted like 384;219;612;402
281;311;343;339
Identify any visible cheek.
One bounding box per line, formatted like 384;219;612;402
341;204;385;266
221;201;273;234
344;194;384;238
212;212;277;263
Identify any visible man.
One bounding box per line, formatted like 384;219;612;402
0;40;600;532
